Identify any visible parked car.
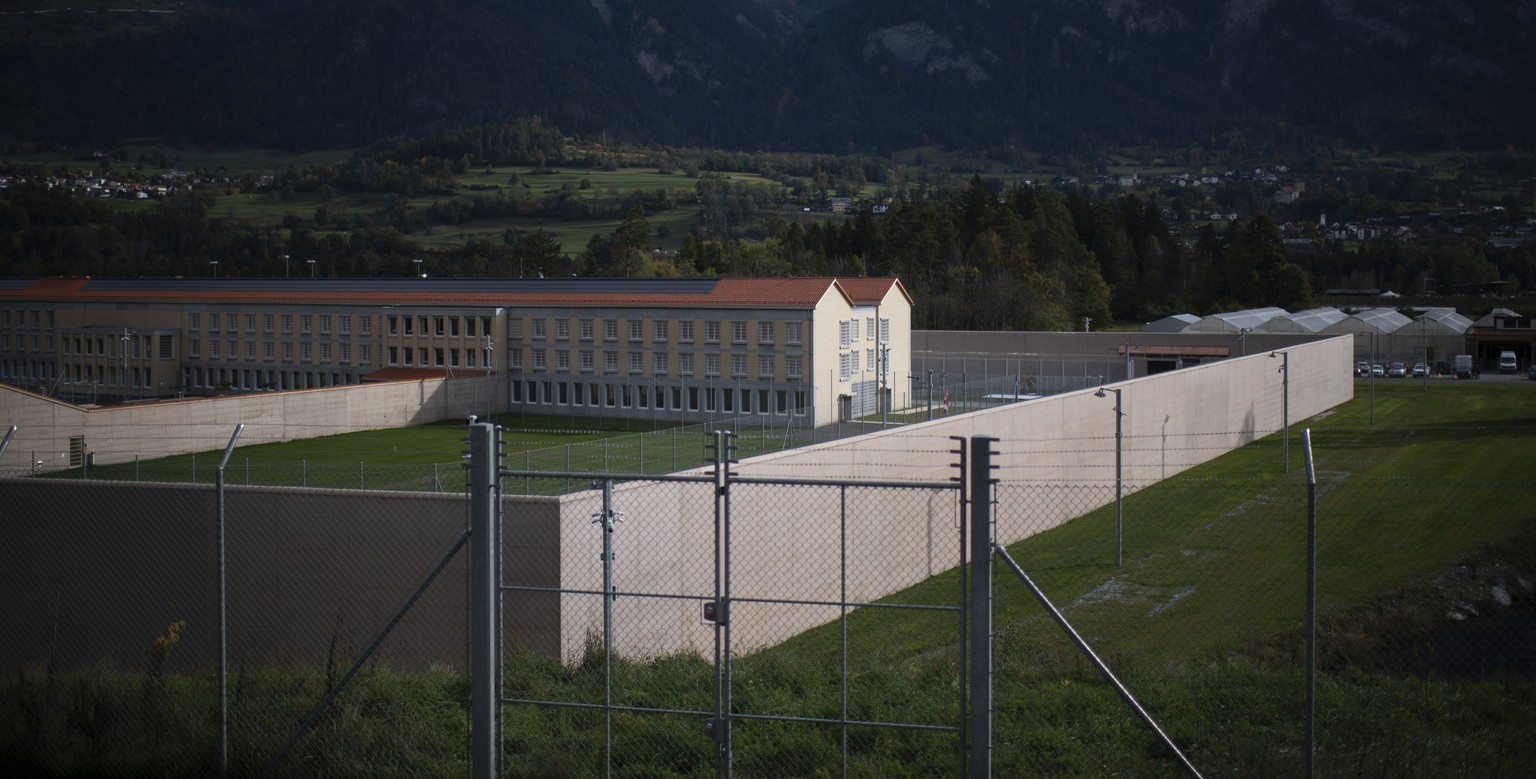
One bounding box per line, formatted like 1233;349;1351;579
1388;361;1407;378
1371;363;1386;378
1411;362;1428;378
1529;363;1536;381
1499;350;1518;374
1355;360;1369;377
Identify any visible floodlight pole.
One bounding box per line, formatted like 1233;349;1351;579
1421;317;1428;391
1239;327;1251;357
1272;351;1290;473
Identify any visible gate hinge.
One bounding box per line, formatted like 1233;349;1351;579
703;599;728;625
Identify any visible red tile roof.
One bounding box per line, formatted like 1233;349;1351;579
0;276;908;310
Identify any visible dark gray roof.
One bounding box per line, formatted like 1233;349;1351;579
75;277;722;295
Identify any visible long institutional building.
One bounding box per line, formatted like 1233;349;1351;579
0;276;912;426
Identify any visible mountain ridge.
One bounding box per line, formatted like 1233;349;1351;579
0;0;1529;154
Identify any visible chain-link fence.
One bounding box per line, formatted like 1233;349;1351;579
3;416;1533;776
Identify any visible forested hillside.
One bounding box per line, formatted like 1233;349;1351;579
1;0;1531;155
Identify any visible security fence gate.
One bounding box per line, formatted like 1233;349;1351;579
496;431;971;777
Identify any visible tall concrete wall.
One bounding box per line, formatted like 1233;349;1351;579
0;480;559;673
1;337;1354;669
549;336;1354;661
0;373;499;471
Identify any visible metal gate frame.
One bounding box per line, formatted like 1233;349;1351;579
491;429;976;777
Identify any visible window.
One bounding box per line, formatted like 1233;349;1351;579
282;314;294;334
465;317;476;337
283;343;294;361
851;318;861;342
867;348;875;373
321;344;332;362
359;316;371;335
339;315;351;335
579;319;594;340
653;353;668;374
264;342;275;360
629;320;643;341
706;321;721;343
190;339;201;358
340;344;351;363
731;354;746;377
228;314;239;332
556;350;570;370
449;317;460;337
301;343;312;362
300;315;312;334
263;314;274;333
189;313;201;332
450;349;460;367
227;340;236;360
839;352;851;380
679;321;694;343
758;321;774;344
432;348;443;367
653;321;669;342
508;349;521;369
867;317;875;340
603;352;618;373
532;349;546;370
360;345;372;365
388;347;399;366
839;320;850;349
531;318;546;339
467;350;478;368
731;321;747;344
629;352;643;373
245;342;256;360
555;319;569;339
319;316;331;335
434;317;445;336
603;320;618;341
580;350;594;371
852;350;861;373
786;321;802;344
680;353;694;375
758;354;774;379
419;317;429;335
705;353;720;376
879;318;890;341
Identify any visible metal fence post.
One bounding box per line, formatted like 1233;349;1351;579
969;436;996;779
215;424;244;779
469;422;499;779
592;478;622;778
1303;428;1317;779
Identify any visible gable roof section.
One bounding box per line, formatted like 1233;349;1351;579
836;277;913;306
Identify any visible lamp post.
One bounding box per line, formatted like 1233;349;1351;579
1272;351;1290;473
209;261;218;277
1239;327;1252;357
120;328;131;402
307;259;316;278
1421;317;1428;391
283;254;290;278
484;334;494;423
412;258;424;278
1095;384;1125;566
925;369;945;420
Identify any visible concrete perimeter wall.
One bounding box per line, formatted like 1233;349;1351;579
0;480;559;673
549;336;1354;661
0;373;498;471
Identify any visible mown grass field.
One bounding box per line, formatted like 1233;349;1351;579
6;382;1535;776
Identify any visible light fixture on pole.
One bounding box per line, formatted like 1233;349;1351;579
1272;351;1290;472
412;258;424;278
1239;327;1252;357
1094;384;1125;566
209;261;219;277
283;254;290;278
307;259;316;278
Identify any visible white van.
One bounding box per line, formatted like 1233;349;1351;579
1498;350;1517;373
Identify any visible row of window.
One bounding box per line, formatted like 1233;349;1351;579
0;310;55;329
512;379;809;416
839;317;891;349
190;312;375;337
189;339;373;366
386;315;490;339
525;317;804;346
386;346;484;369
507;349;802;379
0;334;48;353
838;348;886;380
